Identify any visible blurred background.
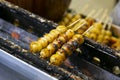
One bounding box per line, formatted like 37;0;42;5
70;0;116;14
6;0;119;24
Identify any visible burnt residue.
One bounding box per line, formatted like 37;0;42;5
84;37;119;57
0;1;120;80
0;33;85;80
69;53;120;80
78;37;120;75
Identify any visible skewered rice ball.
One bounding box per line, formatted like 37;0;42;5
56;25;67;33
50;50;66;66
30;41;42;53
89;33;97;41
40;48;50;59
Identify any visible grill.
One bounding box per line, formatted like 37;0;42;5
0;1;120;80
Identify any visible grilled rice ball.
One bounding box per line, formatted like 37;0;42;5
93;22;103;30
72;34;84;44
89;33;97;41
30;41;42;53
50;49;66;66
105;30;112;36
47;43;56;55
40;48;50;59
56;25;67;33
90;28;100;35
97;34;104;43
38;38;48;48
65;29;75;39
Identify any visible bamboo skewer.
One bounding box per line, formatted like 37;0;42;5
72;10;96;31
103;16;109;29
40;22;87;59
86;10;96;19
107;17;113;30
93;8;104;19
99;9;108;23
67;18;81;28
83;25;94;35
83;9;109;37
73;21;87;31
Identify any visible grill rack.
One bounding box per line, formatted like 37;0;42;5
0;0;120;80
0;29;91;80
72;37;120;78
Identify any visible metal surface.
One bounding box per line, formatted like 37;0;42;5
0;63;28;80
0;49;57;80
69;54;120;80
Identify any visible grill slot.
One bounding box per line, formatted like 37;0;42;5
0;18;89;80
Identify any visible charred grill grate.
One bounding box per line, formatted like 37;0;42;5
0;31;91;80
76;37;120;76
0;15;90;80
0;1;120;80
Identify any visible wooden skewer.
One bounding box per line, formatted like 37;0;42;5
82;25;94;35
71;19;83;30
93;8;104;19
103;16;109;29
74;9;108;35
107;17;113;30
67;4;89;26
67;18;81;28
73;21;87;31
82;9;107;35
68;8;103;32
86;10;96;19
73;10;96;31
67;9;95;30
99;9;108;23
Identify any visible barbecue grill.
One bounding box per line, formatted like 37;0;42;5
0;1;120;80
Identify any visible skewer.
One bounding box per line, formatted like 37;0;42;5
59;5;89;26
67;18;81;28
72;10;96;31
83;25;94;35
85;10;96;19
107;17;113;30
93;8;103;19
71;19;86;31
50;19;113;66
73;21;87;31
92;9;109;30
30;18;84;53
84;9;109;41
69;8;103;35
50;24;95;66
102;17;113;44
99;9;108;23
50;13;112;65
40;22;87;59
103;16;109;29
65;4;90;26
